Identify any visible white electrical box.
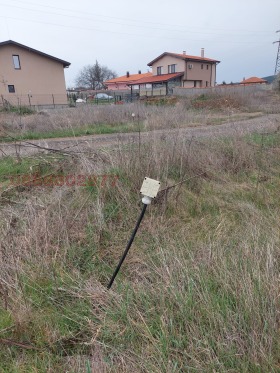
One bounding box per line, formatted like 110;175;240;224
140;177;160;198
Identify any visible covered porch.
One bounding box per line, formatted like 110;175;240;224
128;72;184;97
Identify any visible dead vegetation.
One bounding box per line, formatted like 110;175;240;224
0;90;279;140
0;118;280;371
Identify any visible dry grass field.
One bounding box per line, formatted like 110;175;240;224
0;90;279;142
0;91;280;372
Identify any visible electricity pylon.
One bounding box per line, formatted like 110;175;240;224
273;30;280;75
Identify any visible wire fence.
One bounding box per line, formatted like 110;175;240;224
0;92;142;110
1;84;270;110
0;91;143;109
0;93;69;109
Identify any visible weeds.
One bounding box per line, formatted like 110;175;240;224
0;90;279;142
0;107;279;371
0;104;35;115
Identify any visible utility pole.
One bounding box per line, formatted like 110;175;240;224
273;30;280;75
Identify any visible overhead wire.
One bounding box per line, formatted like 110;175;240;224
0;13;271;45
0;0;273;38
6;0;273;34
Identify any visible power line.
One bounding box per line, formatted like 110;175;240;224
0;13;271;46
3;0;274;36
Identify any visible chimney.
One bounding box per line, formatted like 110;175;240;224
201;48;205;58
126;71;130;78
183;51;186;55
138;70;141;74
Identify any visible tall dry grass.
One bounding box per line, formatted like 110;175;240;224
0;89;279;139
0;124;279;371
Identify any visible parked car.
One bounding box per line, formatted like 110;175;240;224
95;93;113;100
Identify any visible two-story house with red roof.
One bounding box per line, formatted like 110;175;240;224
129;49;220;95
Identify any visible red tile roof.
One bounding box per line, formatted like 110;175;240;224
105;72;152;84
148;52;220;66
240;77;267;84
128;72;184;85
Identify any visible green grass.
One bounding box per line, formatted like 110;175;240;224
0;105;35;115
0;156;65;191
0;122;143;142
0;133;280;372
0;156;36;182
247;132;280;147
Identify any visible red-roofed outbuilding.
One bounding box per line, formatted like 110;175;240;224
240;77;268;85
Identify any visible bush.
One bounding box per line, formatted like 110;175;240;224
0;104;35;115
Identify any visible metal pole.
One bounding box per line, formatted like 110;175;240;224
107;203;147;289
273;30;280;75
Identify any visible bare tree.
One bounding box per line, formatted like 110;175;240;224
75;61;117;89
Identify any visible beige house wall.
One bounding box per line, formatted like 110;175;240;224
0;44;68;105
184;61;215;87
151;55;185;75
182;81;195;88
150;54;217;88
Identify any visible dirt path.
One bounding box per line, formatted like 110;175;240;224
0;114;279;157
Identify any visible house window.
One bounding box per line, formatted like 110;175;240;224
168;64;176;74
12;55;21;69
8;85;15;93
157;66;162;75
206;65;209;70
201;64;204;69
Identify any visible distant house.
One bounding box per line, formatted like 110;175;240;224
105;71;152;90
239;77;268;85
0;40;70;106
128;49;220;95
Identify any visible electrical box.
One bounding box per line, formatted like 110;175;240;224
140;177;160;198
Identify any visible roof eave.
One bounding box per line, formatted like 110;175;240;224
128;72;184;86
147;52;169;66
147;52;220;66
0;40;71;68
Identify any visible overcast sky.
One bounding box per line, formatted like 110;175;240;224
1;0;279;86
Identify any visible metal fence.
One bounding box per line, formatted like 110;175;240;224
0;93;69;109
1;84;269;110
0;91;142;110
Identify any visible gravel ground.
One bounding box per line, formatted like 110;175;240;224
0;113;279;158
